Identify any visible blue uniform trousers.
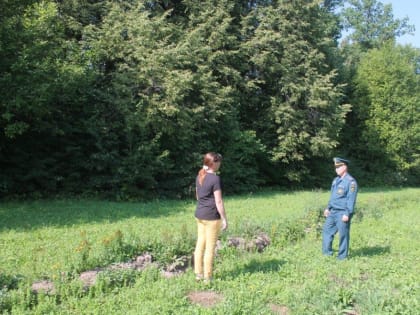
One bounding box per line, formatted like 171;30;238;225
322;210;351;260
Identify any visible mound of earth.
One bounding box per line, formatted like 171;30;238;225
269;303;289;315
187;290;224;308
227;232;271;252
31;280;55;294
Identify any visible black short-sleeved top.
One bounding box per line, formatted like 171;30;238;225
195;173;222;220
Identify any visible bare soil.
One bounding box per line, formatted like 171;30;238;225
187;290;224;308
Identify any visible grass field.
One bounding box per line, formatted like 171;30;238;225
0;187;419;314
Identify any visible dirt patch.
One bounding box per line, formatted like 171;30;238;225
187;290;224;308
79;253;155;288
343;310;360;315
79;269;102;288
269;303;289;315
109;253;154;271
227;232;271;252
162;255;190;279
31;280;55;294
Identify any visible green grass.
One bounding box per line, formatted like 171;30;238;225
0;187;419;314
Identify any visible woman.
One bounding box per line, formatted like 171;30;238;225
194;152;228;283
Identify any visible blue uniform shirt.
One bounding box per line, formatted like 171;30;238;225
327;173;358;216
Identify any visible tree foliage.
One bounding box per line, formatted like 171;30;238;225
355;44;420;182
239;0;349;181
341;0;414;50
0;0;418;199
337;0;419;186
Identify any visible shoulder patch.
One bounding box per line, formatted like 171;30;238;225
350;181;356;192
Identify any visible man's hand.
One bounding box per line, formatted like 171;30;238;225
342;215;349;222
323;209;330;217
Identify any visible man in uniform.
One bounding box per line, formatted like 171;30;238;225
322;157;358;260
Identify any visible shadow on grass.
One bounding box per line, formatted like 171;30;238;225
351;245;391;257
0;199;194;231
0;187;414;231
226;258;287;279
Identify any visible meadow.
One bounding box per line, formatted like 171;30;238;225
0;187;419;314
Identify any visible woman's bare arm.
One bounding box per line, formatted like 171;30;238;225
214;189;228;230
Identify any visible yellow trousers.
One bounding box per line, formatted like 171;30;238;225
194;218;221;279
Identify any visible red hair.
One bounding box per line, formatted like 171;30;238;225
198;152;222;185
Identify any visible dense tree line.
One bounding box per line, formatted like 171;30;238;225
1;0;419;199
